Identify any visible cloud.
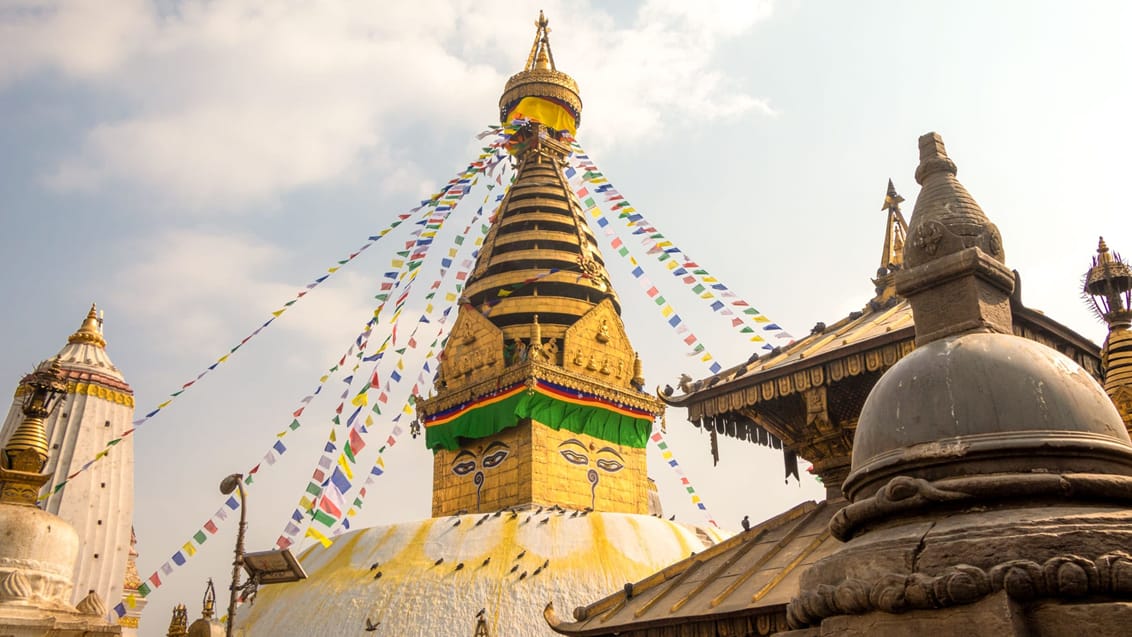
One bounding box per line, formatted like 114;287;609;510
4;0;776;211
107;229;374;361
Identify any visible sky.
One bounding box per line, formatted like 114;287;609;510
1;1;1129;634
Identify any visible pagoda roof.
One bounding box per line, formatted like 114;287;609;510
663;282;1101;423
545;500;838;635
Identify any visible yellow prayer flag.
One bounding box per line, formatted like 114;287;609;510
377;457;385;468
271;310;285;318
183;542;196;557
329;430;337;443
157;400;172;409
327;267;339;273
365;415;374;426
305;526;333;548
218;354;230;363
337;455;354;480
661;306;673;318
351;393;368;407
754;316;770;323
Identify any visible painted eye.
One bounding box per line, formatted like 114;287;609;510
482;449;510;468
559;449;589;465
596;458;624;473
452;461;477;476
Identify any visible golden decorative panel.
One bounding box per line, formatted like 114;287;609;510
432;420;647;517
562;299;637;391
435;307;505;393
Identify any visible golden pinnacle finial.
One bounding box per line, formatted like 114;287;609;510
500;12;582;132
1085;235;1132;324
1098;236;1112;261
68;302;107;348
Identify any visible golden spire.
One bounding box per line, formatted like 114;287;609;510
499;12;582;133
167;604;189;637
1;360;67;505
68;303;107;348
871;180;909;304
1084;236;1132;433
526;11;555;71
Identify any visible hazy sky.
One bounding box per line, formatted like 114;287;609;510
1;1;1128;634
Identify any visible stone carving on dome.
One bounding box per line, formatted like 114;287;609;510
0;570;31;600
76;589;107;616
787;550;1132;628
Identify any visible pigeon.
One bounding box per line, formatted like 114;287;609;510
369;561;380;571
741;515;751;532
570;510;579;518
669;514;676;521
541;559;549;569
454;562;465;571
365;618;380;631
521;516;531;525
535;506;544;514
481;557;491;567
475;515;489;527
518;571;528;580
538;517;550;526
509;511;519;519
509;564;519;574
373;571;383;580
493;510;502;518
434;558;445;566
532;566;543;576
515;550;526;560
452;519;462;527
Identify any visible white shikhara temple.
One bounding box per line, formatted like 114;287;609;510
0;306;137;628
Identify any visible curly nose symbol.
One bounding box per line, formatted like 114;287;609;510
587;469;599;510
474;471;485;512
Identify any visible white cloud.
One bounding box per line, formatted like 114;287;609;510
4;0;776;211
107;229;374;359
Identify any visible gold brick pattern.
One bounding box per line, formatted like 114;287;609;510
432;420;647;516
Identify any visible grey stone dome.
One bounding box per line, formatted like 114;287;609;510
844;332;1132;500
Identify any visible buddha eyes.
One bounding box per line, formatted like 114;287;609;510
482;449;510;468
559;449;589;465
452;461;477;476
595;458;624;473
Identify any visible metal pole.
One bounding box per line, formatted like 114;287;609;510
222;476;247;637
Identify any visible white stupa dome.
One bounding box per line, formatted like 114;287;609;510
237;511;725;635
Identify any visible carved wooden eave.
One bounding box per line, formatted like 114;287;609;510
545;500;839;637
665;300;1100;423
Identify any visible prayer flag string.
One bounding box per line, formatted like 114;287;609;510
650;429;719;528
566;140;795;351
113;129;514;613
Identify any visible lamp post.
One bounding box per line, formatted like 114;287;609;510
219;473;246;637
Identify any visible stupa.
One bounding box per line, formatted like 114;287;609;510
0;361;121;635
235;13;723;636
0;304;136;621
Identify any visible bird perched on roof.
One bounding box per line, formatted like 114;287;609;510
515;550;526;560
518;571;528;581
454;562;465;571
452;518;462;527
741;515;750;532
369;561;380;571
365;618;380;631
481;557;491;567
373;571;382;581
537;517;550;526
475;515;489;527
668;514;676;521
434;558;445;566
509;564;519;574
541;559;549;569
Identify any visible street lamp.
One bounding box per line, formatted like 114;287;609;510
217;473;306;636
219;473;246;637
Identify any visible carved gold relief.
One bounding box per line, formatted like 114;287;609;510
563;299;636;391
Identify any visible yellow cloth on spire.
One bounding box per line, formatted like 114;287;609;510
504;96;577;135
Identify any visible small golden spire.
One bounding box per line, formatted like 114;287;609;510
168;604;189;637
525;11;555;72
871;180;909;304
1;360;67;505
68;303;107;348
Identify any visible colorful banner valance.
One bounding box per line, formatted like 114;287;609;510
425;379;654;451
